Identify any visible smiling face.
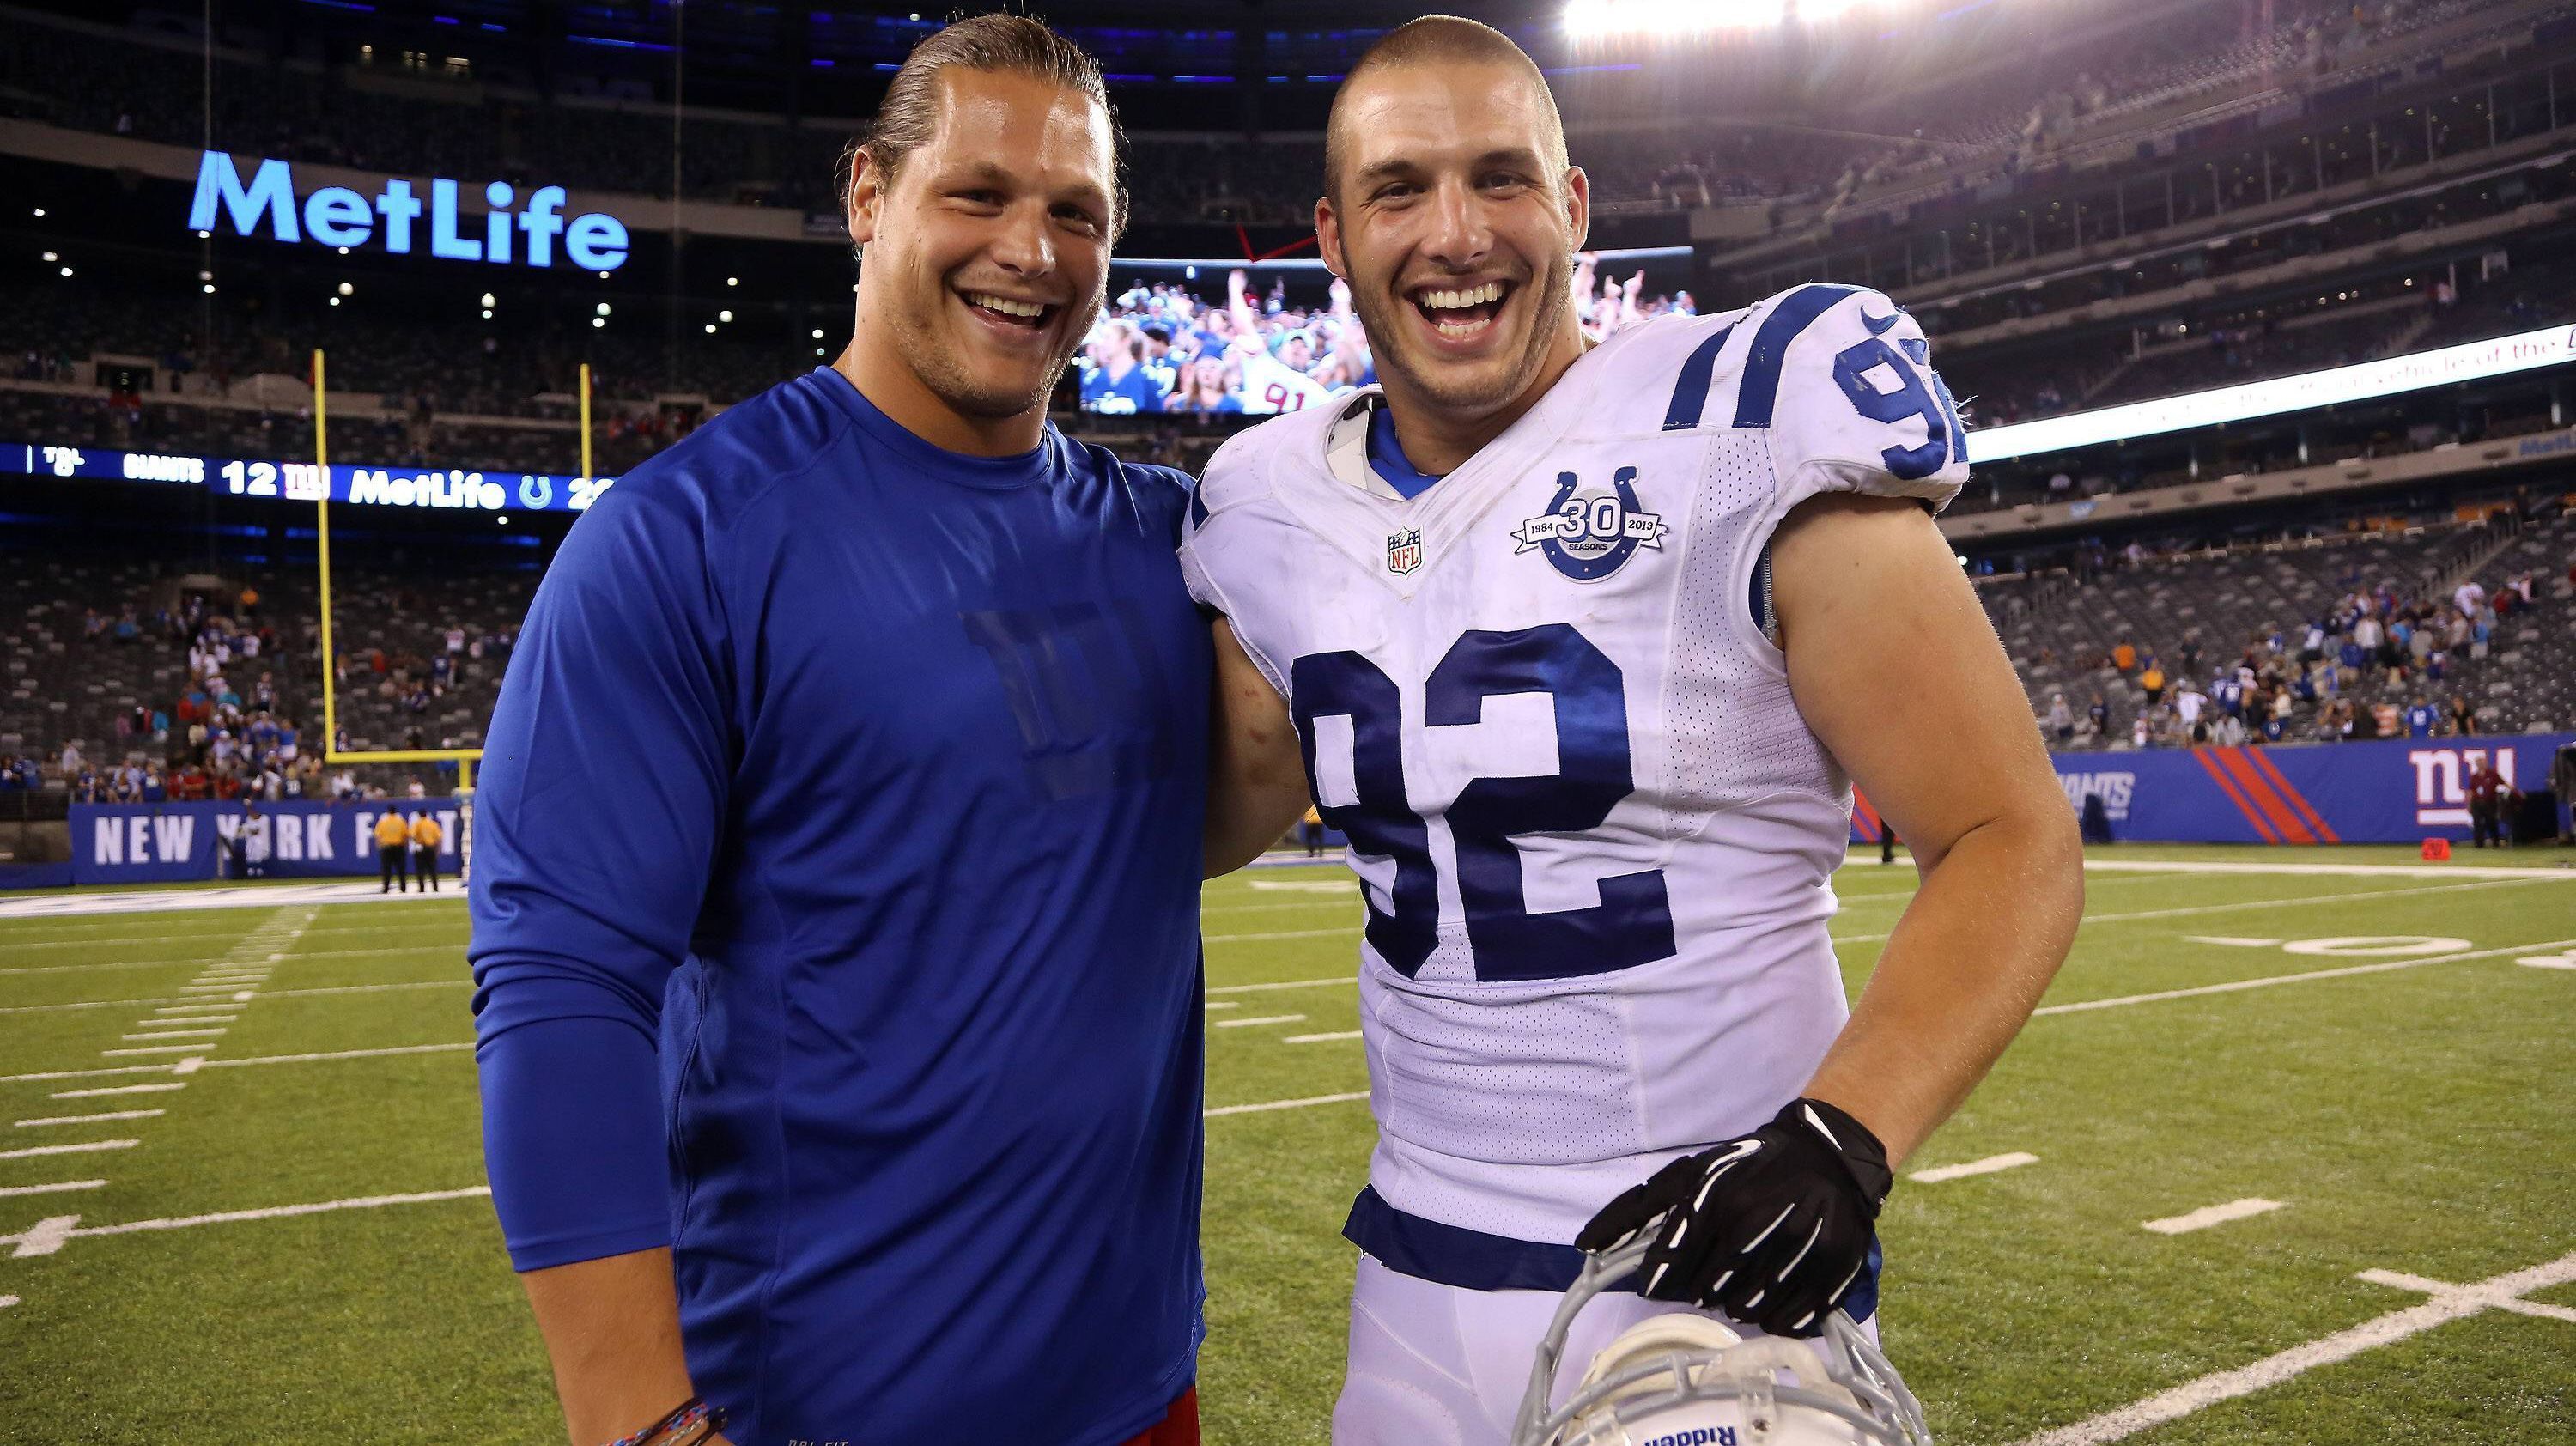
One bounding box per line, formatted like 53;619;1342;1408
845;67;1115;437
1318;60;1588;428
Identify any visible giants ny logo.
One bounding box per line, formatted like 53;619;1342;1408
2407;746;2515;826
2060;771;2135;822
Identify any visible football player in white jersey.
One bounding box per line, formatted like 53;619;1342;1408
1182;17;2084;1445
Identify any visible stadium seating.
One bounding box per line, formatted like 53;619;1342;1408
1984;496;2576;746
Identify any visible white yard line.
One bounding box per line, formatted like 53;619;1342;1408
0;979;471;1018
0;882;457;920
0;1186;495;1257
1213;1014;1307;1029
0;1180;105;1199
1204;1091;1372;1118
2009;1251;2576;1445
0;1139;137;1161
14;1110;163;1128
2081;860;2576;879
1285;1030;1364;1043
49;1083;185;1099
100;1045;209;1057
1206;976;1358;997
1911;1151;2040;1183
2358;1267;2576;1325
201;1042;473;1069
121;1030;225;1041
2143;1198;2285;1235
2034;938;2576;1018
1832;877;2572;945
140;1014;234;1024
1206;927;1365;944
4;1063;179;1085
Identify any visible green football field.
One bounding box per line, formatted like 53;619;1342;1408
3;845;2573;1444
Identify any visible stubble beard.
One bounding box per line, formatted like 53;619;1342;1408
883;267;1084;422
1352;244;1575;420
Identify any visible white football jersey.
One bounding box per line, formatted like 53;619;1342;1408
1180;284;1969;1251
1235;345;1340;416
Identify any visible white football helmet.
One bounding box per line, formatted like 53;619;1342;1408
1511;1228;1932;1446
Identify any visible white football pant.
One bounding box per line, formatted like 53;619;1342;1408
1331;1253;1879;1446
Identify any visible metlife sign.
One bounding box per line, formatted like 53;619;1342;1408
187;150;631;271
10;440;614;515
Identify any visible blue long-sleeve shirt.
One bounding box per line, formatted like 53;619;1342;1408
468;368;1211;1446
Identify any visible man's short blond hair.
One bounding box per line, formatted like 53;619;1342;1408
1322;15;1569;204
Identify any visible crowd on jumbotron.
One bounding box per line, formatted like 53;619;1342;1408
1080;258;1692;417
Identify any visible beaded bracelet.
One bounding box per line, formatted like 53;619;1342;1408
605;1396;726;1446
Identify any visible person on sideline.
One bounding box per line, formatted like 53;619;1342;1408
374;809;410;894
468;18;1209;1446
409;808;444;893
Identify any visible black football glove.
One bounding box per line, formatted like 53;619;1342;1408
1575;1097;1893;1339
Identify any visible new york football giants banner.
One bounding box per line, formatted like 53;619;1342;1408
69;800;462;884
1849;732;2576;845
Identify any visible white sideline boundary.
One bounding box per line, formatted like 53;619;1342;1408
0;1187;495;1257
1831;875;2574;945
2034;937;2576;1017
1206;976;1357;997
0;979;470;1018
1204;1091;1371;1118
0;884;459;920
2010;1250;2576;1445
2081;860;2576;880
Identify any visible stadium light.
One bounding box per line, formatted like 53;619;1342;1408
726;276;739;287
481;308;493;319
329;296;341;307
705;323;717;333
592;316;605;328
33;207;44;217
337;282;353;295
40;251;55;262
719;310;734;323
204;283;216;294
1566;0;1789;35
58;266;71;277
479;291;496;308
811;328;824;339
596;302;611;316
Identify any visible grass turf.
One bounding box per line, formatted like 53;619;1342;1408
2;848;2572;1443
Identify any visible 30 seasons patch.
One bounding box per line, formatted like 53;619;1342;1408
1512;465;1667;580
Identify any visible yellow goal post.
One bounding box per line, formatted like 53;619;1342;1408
307;350;598;881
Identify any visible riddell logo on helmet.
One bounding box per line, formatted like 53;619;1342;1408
1640;1430;1738;1446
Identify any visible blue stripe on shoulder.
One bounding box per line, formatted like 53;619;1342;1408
1659;321;1739;432
1732;283;1860;430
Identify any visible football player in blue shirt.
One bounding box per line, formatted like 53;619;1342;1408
470;18;1210;1446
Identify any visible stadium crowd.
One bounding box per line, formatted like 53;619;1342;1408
1081;259;1692;418
1992;490;2576;753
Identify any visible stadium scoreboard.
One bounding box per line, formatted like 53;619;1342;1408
7;441;615;515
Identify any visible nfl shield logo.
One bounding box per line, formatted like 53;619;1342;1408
1387;528;1423;576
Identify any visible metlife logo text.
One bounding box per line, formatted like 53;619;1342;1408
186;151;630;271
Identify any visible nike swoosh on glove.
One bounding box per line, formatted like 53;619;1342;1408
1575;1097;1893;1338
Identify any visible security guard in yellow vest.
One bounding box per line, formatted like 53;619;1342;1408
375;810;411;893
410;811;445;893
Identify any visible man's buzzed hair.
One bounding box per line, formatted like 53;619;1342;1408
1322;15;1570;203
